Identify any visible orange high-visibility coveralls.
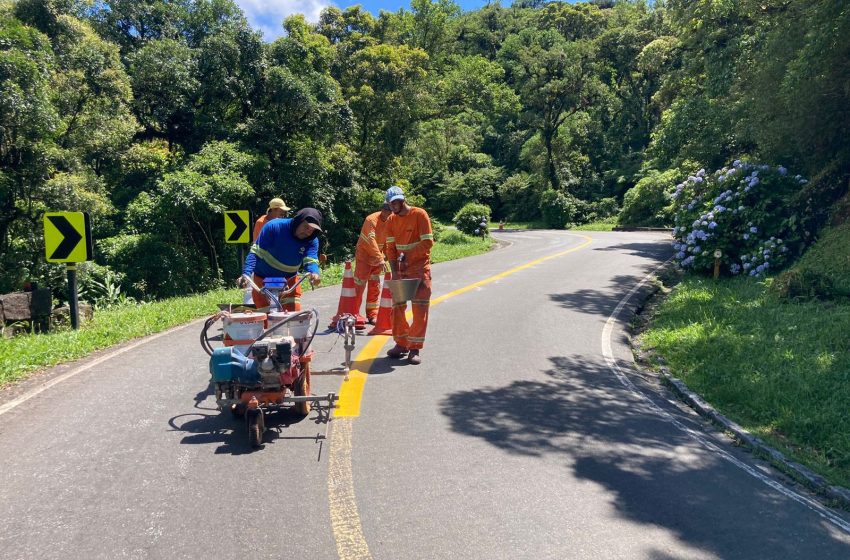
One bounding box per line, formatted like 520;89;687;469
353;211;388;321
252;214;272;243
384;207;434;350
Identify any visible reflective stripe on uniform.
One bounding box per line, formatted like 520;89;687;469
411;300;430;306
396;240;420;251
407;336;425;343
420;233;434;240
365;303;379;310
386;236;395;243
353;277;367;286
251;245;300;273
369;274;382;282
302;257;319;266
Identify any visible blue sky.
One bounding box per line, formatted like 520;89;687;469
234;0;508;40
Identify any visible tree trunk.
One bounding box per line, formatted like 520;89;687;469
544;128;560;191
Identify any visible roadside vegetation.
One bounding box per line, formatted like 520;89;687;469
569;218;617;231
641;271;850;488
642;217;850;487
0;288;239;387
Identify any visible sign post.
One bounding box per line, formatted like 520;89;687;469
44;212;93;329
713;249;722;280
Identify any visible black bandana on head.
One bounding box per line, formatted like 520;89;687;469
291;208;323;241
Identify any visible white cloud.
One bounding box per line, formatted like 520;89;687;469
235;0;332;40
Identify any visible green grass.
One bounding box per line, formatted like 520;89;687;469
495;219;618;231
432;234;494;262
569;218;618;231
642;276;850;487
0;234;495;388
0;288;242;387
775;222;850;299
498;221;547;230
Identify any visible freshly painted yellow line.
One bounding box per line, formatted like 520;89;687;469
334;335;390;417
333;233;593;417
327;233;592;560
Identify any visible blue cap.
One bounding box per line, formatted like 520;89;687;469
385;186;405;203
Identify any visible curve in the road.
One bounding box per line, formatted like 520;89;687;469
600;262;850;534
328;232;850;560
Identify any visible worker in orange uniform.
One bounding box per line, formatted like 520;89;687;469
353;202;392;324
253;197;290;241
383;186;434;365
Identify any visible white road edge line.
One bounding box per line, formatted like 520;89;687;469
0;319;203;418
601;263;850;534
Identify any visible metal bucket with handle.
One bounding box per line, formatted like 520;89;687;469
386;252;420;304
385;278;421;305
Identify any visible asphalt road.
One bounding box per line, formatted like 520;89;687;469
1;230;849;559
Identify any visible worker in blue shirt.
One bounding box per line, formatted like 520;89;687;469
239;208;323;311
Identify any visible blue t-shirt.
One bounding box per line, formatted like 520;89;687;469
242;218;320;279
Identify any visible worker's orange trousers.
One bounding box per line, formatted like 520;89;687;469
251;275;301;312
392;266;431;350
353;259;383;320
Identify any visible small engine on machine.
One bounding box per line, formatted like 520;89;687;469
251;335;298;387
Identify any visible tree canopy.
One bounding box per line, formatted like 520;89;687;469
1;0;848;297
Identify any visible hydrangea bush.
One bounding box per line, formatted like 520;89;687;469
672;161;809;277
454;203;491;236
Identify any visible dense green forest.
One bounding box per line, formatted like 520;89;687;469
1;0;848;300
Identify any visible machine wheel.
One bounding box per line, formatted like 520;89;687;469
294;373;311;416
247;409;264;448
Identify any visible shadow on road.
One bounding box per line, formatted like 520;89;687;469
439;355;850;558
594;242;672;261
548;273;655;318
168;404;322;455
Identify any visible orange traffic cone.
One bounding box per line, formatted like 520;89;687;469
368;271;394;336
330;260;366;329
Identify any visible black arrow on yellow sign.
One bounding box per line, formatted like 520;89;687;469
225;211;250;244
48;215;83;260
44;212;92;262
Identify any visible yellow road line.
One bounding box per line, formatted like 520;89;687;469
334;335;389;417
327;233;592;560
328;417;374;560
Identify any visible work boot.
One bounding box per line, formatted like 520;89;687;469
407;349;421;365
367;316;376;325
387;344;408;358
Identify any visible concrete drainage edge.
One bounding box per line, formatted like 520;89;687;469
659;369;850;510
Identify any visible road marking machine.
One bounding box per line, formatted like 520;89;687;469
200;275;356;448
